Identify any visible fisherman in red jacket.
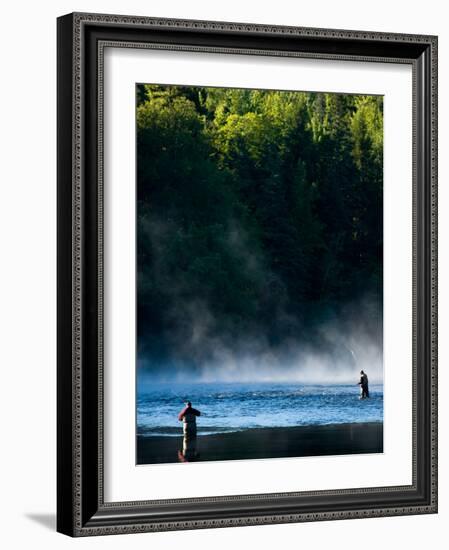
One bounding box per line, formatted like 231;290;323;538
178;401;201;438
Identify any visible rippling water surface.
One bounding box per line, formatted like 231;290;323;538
137;382;383;437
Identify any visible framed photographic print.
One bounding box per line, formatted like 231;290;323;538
57;12;438;536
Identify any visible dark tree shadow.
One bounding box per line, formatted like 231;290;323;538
25;513;56;531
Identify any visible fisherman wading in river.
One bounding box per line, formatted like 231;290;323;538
358;370;370;399
178;401;201;438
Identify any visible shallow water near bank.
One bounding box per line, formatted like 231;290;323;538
137;381;383;437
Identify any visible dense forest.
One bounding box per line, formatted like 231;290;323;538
136;84;383;379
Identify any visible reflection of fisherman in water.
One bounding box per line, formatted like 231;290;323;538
358;370;370;399
177;401;201;462
178;435;199;462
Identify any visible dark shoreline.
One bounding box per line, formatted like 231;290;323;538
137;422;383;465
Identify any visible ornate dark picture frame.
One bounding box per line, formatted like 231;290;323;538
57;12;438;537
